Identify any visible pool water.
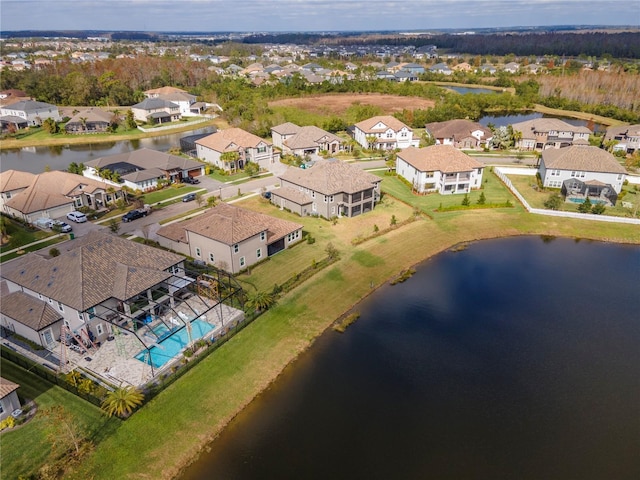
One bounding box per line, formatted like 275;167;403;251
567;197;607;205
135;320;215;368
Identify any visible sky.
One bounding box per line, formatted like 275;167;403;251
1;0;639;33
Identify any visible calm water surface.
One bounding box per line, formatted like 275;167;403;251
181;237;640;480
0;127;214;173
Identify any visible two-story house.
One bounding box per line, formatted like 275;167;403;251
195;128;276;172
396;145;484;195
538;145;626;192
156;203;303;274
425;119;493;150
603;124;640;155
270;159;382;218
353;115;419;150
143;86;201;117
271;122;344;157
511;118;592;151
0;100;61;127
131;98;181;124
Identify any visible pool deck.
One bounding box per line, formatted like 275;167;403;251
69;302;244;387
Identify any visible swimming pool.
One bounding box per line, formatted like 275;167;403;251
135;319;215;368
567;197;607;205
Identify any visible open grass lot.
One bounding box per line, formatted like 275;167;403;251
142;185;201;204
1;237;65;263
377;169;520;216
0;359;120;479
507;174;640;218
0;216;55;253
65;184;639;480
236;195;415;292
269;93;435;116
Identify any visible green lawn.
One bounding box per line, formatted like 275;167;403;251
0;359;120;479
507;174;640;218
0;216;56;254
376;170;520;216
1;237;66;263
142;186;201;204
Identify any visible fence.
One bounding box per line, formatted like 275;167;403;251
495;168;640;225
1;345;103;407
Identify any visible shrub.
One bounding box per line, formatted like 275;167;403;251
461;194;470;206
544;193;563;210
477;192;486;205
578;197;592;213
49;247;60;257
591;203;606;215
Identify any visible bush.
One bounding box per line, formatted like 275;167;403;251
578;197;593;213
591;203;606;215
461;194;470;206
544;193;563;210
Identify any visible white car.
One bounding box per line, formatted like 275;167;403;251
67;211;88;223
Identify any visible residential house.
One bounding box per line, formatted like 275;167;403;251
157;203;303;274
195;128;277;172
84;148;205;192
0;89;31;107
270;158;381;218
0;231;244;385
479;64;497;74
131;98;180;124
425;119;493;149
353;115;419;150
0;378;21;421
511;118;592;151
400;63;425;74
0;170;122;223
0;100;61;127
561;178;619;206
271;123;343;157
429;63;453;75
503;62;521;73
396;145;484;195
64;107;113;134
538;145;626;192
452;62;473;73
603;124;640;154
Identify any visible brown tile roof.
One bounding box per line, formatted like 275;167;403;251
279;159;381;195
0;290;62;331
397;145;484;173
144;86;188;96
66;107;113;124
195;128;272;152
271;122;301;135
283;126;342;151
271;186;313;205
4;171;119;214
1;231;184;310
0;169;36;193
354;115;411;134
512;118;592;138
425;119;492;140
541;146;627;174
158;203;302;246
604;124;640;141
0;377;19;399
86;148;203;172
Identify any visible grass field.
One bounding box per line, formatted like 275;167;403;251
61;181;640;480
142;185;201;204
0;359;120;479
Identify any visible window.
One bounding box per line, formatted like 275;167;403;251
257;146;267;154
260;231;266;241
580;171;585;178
78;312;84;321
256;248;262;259
209;253;215;263
386;132;393;138
96;324;104;336
239;256;246;267
233;244;239;254
400;131;407;138
312;202;317;212
311;191;315;198
5;192;10;199
617;174;624;180
87;307;95;319
57;301;64;313
571;171;576;177
195;247;201;257
324;195;328;203
331;206;336;215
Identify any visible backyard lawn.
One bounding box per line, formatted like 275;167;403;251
507;174;640;218
0;359;120;480
0;216;56;254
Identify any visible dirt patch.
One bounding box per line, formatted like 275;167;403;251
268;93;434;115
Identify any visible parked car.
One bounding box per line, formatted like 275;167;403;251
122;209;148;222
182;193;196;202
183;176;200;184
262;191;272;199
67;211;87;223
51;220;72;233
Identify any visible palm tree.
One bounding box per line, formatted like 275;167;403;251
101;386;144;418
245;291;277;312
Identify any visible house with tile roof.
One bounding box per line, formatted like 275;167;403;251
271;122;344;157
353;115;418;150
64;107;114;134
538;145;626;192
0;378;21;422
396;145;484;194
157;203;303;274
0;100;61;127
603;124;640;155
195;128;277;172
425;119;493;150
131;98;181;124
0;231;244;385
143;87;201;117
511;118;592;151
270;159;381;218
0;170;122;223
84;148;204;192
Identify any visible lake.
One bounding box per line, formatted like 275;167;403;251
181;236;640;480
0;126;215;174
445;86;499;95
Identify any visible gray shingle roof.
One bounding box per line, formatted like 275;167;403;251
279;159;381;195
541;145;627;174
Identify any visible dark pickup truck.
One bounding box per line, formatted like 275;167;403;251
122;206;150;222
